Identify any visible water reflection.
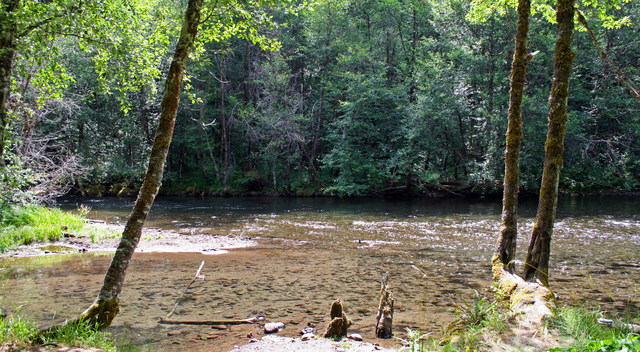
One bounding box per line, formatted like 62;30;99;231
0;196;638;351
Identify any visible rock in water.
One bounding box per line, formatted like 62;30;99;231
301;333;315;341
264;322;285;334
300;325;317;335
323;300;352;338
375;274;394;338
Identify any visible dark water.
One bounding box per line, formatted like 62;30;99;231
1;196;639;351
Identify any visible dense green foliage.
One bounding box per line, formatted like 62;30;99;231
2;0;639;198
0;206;84;251
0;313;117;351
0;205;115;252
549;306;640;352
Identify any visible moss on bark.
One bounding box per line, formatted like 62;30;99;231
524;0;576;286
497;0;531;271
69;0;204;328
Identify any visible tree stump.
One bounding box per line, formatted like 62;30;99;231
375;273;394;338
323;300;351;338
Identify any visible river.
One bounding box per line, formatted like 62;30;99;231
1;196;639;351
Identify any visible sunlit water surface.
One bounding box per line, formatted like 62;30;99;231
1;196;639;351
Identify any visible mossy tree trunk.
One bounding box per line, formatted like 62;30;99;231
75;0;204;328
0;0;19;165
496;0;531;271
523;0;576;287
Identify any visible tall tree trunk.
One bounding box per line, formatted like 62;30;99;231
0;0;19;165
496;0;531;271
523;0;576;287
68;0;203;328
219;56;230;191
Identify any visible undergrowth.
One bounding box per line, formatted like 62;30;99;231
401;291;640;352
548;305;640;352
0;205;117;252
399;289;509;352
0;313;116;351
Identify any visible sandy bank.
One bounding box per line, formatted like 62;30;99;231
1;222;257;258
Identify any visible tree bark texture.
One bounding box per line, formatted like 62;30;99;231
523;0;576;287
0;0;19;165
77;0;204;328
496;0;531;271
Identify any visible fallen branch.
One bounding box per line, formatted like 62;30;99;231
166;260;205;319
159;316;263;325
577;10;640;105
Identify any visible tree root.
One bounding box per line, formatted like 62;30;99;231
39;297;120;336
492;256;556;330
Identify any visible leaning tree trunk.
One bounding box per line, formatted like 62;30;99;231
523;0;576;287
70;0;204;328
0;0;19;165
496;0;531;271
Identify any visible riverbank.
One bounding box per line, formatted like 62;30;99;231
0;221;257;258
74;180;640;199
2;199;639;351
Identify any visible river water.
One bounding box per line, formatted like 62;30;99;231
1;196;639;351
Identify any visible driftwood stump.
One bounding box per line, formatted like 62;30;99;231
323;300;352;338
375;273;394;338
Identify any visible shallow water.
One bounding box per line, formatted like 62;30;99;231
1;196;639;351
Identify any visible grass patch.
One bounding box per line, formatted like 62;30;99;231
548;305;640;352
0;205;119;252
0;313;117;351
400;289;510;352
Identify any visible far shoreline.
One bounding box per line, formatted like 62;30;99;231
0;221;257;259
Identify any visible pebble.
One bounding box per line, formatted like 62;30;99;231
250;339;259;343
300;326;317;335
301;333;315;341
167;330;181;336
348;333;363;341
264;322;285;334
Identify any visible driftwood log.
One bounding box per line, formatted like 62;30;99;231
375;273;394;338
159;316;262;325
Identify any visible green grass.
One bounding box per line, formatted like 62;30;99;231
549;305;640;352
400;290;509;352
0;205;118;252
402;293;640;352
0;313;117;351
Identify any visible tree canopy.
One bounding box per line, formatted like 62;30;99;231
1;0;638;203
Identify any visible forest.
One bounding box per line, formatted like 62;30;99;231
1;1;640;351
1;0;638;204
